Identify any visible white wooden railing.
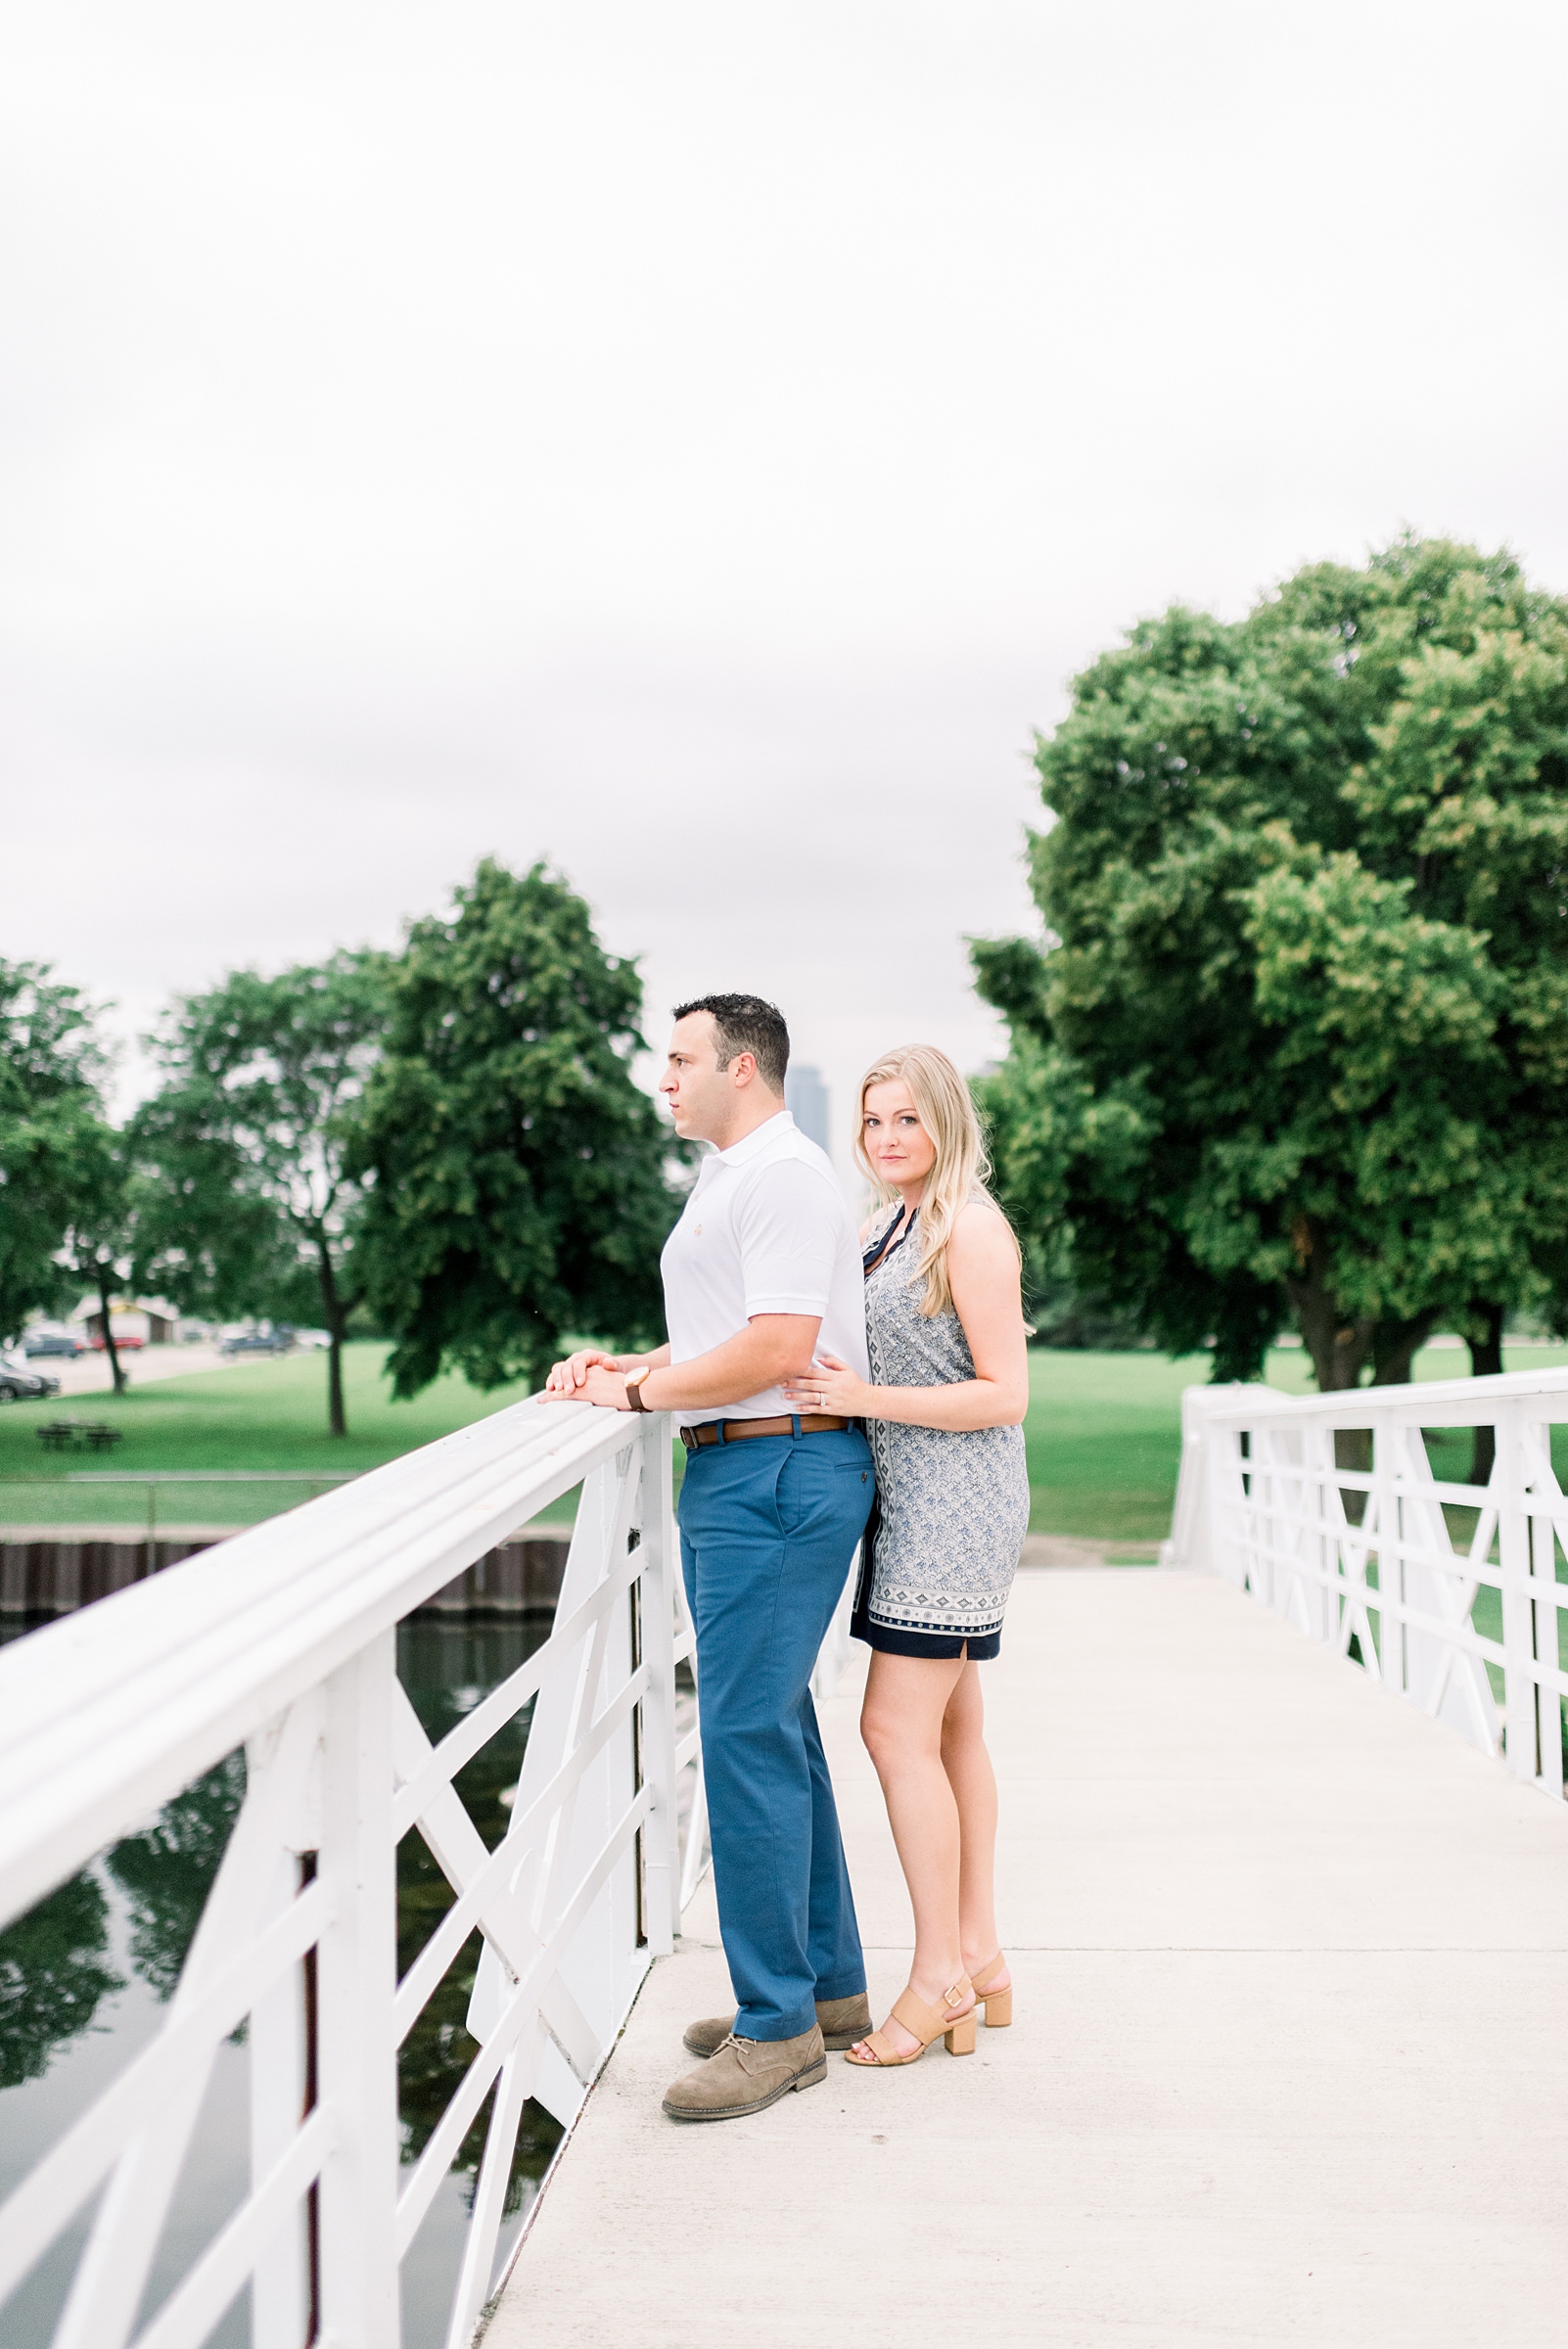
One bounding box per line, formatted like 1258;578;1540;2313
0;1400;708;2349
1166;1367;1568;1796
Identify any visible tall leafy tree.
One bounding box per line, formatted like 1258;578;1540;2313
0;960;111;1346
58;1126;141;1396
132;951;392;1435
975;537;1568;1392
348;858;683;1396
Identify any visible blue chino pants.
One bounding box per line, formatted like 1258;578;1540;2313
678;1425;875;2041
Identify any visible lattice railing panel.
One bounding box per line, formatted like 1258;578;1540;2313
1167;1368;1568;1796
0;1404;709;2349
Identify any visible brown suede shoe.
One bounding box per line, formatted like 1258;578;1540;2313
663;2024;827;2121
682;1993;872;2060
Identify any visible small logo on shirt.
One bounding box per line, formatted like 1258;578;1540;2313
694;1224;703;1236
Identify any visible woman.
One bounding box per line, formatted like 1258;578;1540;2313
781;1043;1030;2068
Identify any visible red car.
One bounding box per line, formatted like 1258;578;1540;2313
88;1332;145;1351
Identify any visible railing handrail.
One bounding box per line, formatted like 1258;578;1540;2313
1180;1364;1568;1426
0;1397;646;1933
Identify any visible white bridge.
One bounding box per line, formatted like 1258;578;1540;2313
2;1369;1566;2347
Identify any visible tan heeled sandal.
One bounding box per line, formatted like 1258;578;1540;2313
968;1953;1013;2028
845;1978;976;2066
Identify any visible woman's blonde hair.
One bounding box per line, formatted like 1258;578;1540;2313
853;1042;1018;1317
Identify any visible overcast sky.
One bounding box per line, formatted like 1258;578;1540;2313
4;1;1566;1164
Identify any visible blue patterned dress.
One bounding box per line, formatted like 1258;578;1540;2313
850;1206;1030;1660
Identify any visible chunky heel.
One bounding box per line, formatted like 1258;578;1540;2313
969;1955;1013;2029
845;1977;976;2067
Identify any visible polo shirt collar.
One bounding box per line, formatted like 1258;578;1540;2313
716;1110;795;1167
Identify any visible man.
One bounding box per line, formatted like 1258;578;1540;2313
546;993;875;2120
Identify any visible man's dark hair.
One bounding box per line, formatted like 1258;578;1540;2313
671;993;790;1092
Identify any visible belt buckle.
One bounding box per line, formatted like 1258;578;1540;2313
678;1425;701;1453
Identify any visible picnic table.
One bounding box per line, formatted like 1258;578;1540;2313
35;1419;124;1453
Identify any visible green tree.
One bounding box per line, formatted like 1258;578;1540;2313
975;537;1568;1392
0;961;110;1346
58;1126;141;1396
131;951;392;1435
348;859;682;1396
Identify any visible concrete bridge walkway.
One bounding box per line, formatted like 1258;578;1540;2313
489;1569;1568;2348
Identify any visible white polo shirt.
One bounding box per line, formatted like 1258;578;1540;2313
660;1110;870;1425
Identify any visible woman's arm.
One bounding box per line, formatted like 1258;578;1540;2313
782;1204;1030;1431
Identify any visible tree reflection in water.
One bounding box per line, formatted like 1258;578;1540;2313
0;1872;123;2089
106;1753;247;2000
395;1615;565;2212
0;1749;244;2088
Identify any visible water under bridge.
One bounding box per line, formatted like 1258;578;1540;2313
2;1371;1566;2347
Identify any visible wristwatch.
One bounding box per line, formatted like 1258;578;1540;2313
623;1365;652;1412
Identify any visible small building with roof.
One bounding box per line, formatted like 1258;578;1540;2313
70;1296;185;1346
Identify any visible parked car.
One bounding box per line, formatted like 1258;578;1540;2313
88;1331;144;1352
219;1329;295;1358
23;1331;85;1359
0;1356;62;1402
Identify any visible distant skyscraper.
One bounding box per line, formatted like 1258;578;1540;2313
785;1062;830;1155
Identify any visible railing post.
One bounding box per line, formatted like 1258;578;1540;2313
1307;1425;1331;1644
250;1693;324;2349
1497;1404;1539;1783
1160;1387;1209;1570
314;1632;400;2346
1372;1415;1403;1697
1309;1416;1340;1650
1207;1412;1245;1589
637;1417;680;1958
1528;1420;1564;1798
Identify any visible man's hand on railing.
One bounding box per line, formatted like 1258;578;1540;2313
543;1348;625;1397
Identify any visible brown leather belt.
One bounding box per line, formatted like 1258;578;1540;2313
679;1413;852;1451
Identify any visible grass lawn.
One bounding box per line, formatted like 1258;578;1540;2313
0;1343;560;1527
5;1335;1567;1543
1022;1350;1205;1543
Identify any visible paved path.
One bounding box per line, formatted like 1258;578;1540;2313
488;1569;1568;2348
24;1343;242;1398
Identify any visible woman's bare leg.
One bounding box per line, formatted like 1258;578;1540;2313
941;1661;1009;1987
853;1648;973;2057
